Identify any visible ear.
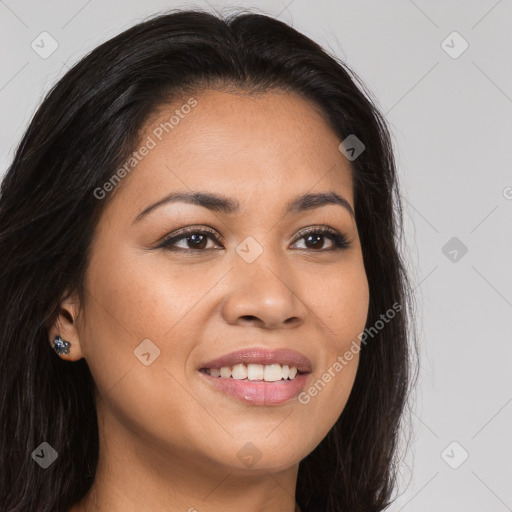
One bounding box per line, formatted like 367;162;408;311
48;289;86;361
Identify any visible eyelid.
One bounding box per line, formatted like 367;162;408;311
159;224;351;251
293;225;338;239
158;225;221;245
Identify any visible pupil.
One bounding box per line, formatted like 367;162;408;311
306;234;323;249
189;234;206;249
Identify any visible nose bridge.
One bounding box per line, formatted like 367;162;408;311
235;229;287;286
241;243;288;293
222;234;306;328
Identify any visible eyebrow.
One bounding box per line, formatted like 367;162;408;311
133;190;354;224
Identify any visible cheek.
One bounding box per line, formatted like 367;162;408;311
78;246;207;448
295;259;368;433
84;243;200;340
78;244;176;394
80;240;227;398
309;259;370;348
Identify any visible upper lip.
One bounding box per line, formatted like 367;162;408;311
199;347;313;373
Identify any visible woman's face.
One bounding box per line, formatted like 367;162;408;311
69;89;369;474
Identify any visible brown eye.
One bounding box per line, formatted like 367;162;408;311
160;227;221;252
292;227;350;251
160;226;350;253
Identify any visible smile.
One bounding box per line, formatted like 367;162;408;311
201;363;303;381
198;366;310;406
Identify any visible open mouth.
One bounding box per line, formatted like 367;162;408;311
198;364;310;405
199;363;308;382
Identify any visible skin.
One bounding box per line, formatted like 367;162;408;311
53;89;370;512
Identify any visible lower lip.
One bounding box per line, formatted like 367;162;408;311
198;370;310;405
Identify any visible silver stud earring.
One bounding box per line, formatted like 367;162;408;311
53;335;71;355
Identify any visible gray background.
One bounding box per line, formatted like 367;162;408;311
1;1;511;510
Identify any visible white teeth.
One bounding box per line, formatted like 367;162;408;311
204;363;300;381
220;367;232;378
232;363;248;380
247;363;264;380
263;364;282;382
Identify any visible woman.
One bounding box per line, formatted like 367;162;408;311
0;8;417;512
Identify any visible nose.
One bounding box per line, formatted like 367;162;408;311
221;252;307;330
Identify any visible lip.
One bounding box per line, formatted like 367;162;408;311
198;370;310;405
199;347;313;373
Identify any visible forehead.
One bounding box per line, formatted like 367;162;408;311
105;89;354;218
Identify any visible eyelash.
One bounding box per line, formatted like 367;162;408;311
159;225;351;253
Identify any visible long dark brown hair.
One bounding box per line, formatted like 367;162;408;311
0;8;418;512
